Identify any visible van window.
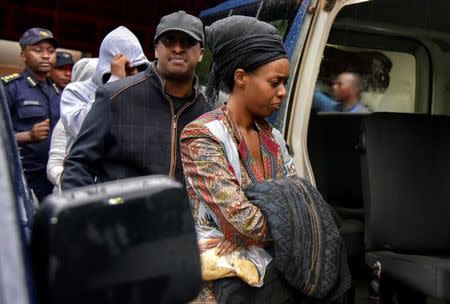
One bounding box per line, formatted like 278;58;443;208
312;2;435;115
315;44;417;113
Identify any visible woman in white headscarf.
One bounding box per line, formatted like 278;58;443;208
47;58;98;192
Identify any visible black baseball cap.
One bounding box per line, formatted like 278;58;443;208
19;27;58;49
154;11;204;45
55;51;74;67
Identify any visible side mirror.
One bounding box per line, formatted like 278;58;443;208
31;175;201;304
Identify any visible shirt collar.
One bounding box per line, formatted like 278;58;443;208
338;101;363;113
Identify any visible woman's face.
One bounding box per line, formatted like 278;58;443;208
242;58;290;117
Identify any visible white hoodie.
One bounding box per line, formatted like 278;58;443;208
60;26;150;150
47;58;99;191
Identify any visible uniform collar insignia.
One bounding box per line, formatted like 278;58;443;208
52;83;61;94
26;76;37;87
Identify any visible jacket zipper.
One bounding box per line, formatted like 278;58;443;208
169;101;194;178
151;62;199;179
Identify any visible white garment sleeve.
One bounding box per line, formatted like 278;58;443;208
47;120;67;189
107;75;121;83
60;85;94;140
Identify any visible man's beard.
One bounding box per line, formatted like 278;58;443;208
164;69;193;82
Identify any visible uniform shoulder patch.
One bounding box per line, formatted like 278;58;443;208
1;73;21;84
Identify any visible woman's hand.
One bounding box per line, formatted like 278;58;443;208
217;239;239;256
198;238;240;255
198;238;221;253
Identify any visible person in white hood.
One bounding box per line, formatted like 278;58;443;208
47;57;98;192
60;26;150;150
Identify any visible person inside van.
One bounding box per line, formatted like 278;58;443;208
332;71;371;113
50;51;74;90
313;72;371;113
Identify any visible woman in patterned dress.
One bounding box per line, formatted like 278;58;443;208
181;16;297;303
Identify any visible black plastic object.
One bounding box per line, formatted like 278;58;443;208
31;175;201;304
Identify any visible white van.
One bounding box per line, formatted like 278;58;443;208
199;1;450;303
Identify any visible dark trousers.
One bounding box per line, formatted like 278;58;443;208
25;170;53;202
212;260;305;304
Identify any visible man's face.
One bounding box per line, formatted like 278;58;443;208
50;64;73;89
155;31;204;81
21;40;56;74
332;73;356;103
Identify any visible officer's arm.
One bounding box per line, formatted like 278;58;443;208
61;87;111;190
16;131;33;144
16;119;50;144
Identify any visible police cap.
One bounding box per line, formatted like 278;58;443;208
55;51;74;67
19;27;58;49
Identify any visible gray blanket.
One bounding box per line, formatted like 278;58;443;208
244;175;351;303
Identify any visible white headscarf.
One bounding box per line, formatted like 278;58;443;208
93;26;149;86
71;57;99;82
60;26;150;150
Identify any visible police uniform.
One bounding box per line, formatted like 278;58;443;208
2;28;61;201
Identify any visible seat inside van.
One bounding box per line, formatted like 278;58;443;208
308;111;366;258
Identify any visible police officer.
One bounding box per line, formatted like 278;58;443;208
50;51;74;90
2;27;60;202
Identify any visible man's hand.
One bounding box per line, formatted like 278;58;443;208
30;119;50;142
16;119;51;144
110;54;130;79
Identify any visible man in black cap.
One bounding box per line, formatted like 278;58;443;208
1;27;61;201
50;51;74;90
62;11;211;190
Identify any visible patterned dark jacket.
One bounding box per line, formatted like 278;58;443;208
245;175;351;303
62;62;211;190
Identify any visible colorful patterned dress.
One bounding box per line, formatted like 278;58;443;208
181;107;297;302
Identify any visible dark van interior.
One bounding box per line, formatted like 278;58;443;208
308;1;450;303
